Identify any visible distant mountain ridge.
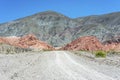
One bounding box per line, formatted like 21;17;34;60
0;11;120;47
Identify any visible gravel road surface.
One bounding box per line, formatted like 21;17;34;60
0;51;120;80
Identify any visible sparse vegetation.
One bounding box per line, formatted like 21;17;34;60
42;49;52;51
107;50;120;55
94;50;107;58
0;43;32;54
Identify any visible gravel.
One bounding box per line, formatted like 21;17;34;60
0;51;120;80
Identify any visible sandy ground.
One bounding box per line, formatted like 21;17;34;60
0;51;120;80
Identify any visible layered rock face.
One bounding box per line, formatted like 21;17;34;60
61;36;104;51
0;34;53;50
104;37;120;52
62;36;120;51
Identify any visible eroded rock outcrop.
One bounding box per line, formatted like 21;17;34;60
104;37;120;52
0;35;120;52
62;36;120;51
0;34;54;50
61;36;104;51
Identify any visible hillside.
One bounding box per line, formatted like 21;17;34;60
0;34;53;51
61;36;104;51
62;36;120;52
0;11;120;47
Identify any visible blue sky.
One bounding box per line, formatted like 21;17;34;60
0;0;120;23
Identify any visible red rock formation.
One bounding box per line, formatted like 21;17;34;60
17;34;53;50
0;36;20;46
0;35;120;51
104;43;120;52
0;34;54;50
62;36;120;51
103;37;120;52
62;36;104;51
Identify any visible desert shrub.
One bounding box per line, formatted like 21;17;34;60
42;49;51;51
6;48;10;54
0;43;33;54
107;50;120;55
14;47;32;53
95;51;107;58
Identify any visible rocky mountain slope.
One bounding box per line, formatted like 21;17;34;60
74;12;120;42
0;11;120;47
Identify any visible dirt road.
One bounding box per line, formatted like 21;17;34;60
0;51;120;80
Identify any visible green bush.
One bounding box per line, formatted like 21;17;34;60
95;51;107;58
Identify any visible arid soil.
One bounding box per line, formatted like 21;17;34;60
0;51;120;80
